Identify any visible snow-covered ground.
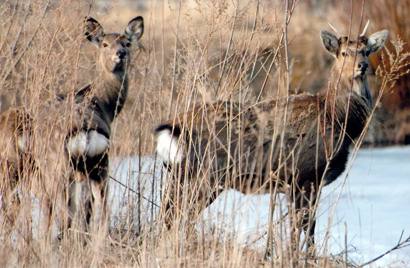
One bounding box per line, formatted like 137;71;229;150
109;146;410;266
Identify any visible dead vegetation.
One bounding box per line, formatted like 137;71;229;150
0;0;409;267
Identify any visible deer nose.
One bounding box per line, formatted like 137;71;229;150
116;49;127;59
358;62;368;72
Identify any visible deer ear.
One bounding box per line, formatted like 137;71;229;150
125;16;144;42
84;17;104;46
320;30;339;56
367;30;389;54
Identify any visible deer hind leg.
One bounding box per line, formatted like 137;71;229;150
0;154;20;235
1;160;33;247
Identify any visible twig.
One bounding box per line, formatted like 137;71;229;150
108;175;160;208
9;0;32;57
0;0;51;87
166;0;182;118
214;0;239;98
359;231;410;267
0;0;19;53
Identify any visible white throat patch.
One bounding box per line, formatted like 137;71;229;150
112;55;121;64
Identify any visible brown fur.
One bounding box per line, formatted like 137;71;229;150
0;109;34;237
0;109;33;191
0;16;144;240
155;28;388;253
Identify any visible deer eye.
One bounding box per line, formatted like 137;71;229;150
125;42;131;48
341;51;347;57
102;42;109;48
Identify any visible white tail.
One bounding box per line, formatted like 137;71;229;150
0;16;145;241
155;125;184;164
155;25;389;254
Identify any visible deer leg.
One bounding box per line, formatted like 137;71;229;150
0;164;20;239
293;183;317;256
161;173;223;231
67;177;88;233
0;189;21;242
69;149;108;238
160;175;183;230
87;153;109;237
38;196;53;241
89;179;108;233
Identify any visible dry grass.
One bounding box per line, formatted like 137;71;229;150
330;0;410;144
0;0;409;267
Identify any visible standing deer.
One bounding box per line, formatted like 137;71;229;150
0;16;144;239
154;25;388;253
63;16;144;234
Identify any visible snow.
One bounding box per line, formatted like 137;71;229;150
109;146;410;266
315;146;410;266
109;155;164;231
3;147;408;266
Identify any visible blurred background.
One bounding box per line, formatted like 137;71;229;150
0;1;409;266
0;0;409;154
93;0;410;145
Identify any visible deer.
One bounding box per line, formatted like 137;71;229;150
0;109;33;237
62;16;144;235
0;16;144;241
154;23;388;254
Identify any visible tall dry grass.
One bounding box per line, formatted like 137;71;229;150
329;0;410;144
0;0;408;267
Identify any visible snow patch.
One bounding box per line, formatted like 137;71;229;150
109;155;166;230
109;146;410;266
7;146;410;266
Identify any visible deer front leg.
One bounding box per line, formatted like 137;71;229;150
86;153;109;237
160;173;223;232
291;182;318;257
68;147;109;238
160;174;183;230
67;174;88;233
89;179;108;234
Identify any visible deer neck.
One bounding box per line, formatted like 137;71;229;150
352;76;372;107
93;69;128;123
325;72;372;140
328;69;373;107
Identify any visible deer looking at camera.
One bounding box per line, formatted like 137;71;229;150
61;16;144;234
0;16;144;239
154;23;388;253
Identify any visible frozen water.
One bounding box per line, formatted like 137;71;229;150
109;146;410;266
109;155;164;231
4;147;408;266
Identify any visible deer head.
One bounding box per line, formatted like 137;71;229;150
84;16;144;75
320;22;388;102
